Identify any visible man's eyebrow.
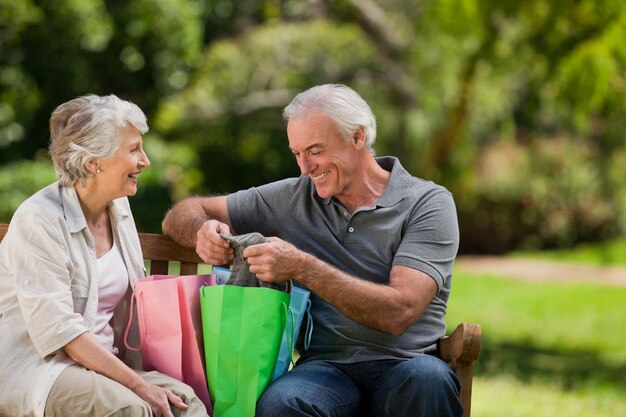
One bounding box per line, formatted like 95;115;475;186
290;143;325;153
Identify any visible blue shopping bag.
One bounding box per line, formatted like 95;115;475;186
273;286;313;381
212;265;233;285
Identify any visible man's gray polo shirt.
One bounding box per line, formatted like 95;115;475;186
227;157;459;363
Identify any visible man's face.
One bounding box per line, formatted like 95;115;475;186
287;111;362;201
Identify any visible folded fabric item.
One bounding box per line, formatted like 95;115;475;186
220;232;291;293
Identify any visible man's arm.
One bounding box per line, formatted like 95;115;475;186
162;196;235;264
244;238;437;336
300;258;437;336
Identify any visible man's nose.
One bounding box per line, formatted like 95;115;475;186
298;155;312;176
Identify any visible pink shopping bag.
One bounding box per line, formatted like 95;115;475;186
125;274;215;414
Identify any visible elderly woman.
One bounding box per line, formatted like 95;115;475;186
0;95;208;417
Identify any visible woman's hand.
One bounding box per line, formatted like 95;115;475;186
132;380;188;417
63;333;190;416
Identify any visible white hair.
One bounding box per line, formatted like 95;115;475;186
283;84;377;153
49;94;148;186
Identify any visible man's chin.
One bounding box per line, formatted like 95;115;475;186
313;186;331;199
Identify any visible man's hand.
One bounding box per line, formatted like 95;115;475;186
195;219;234;265
132;380;188;417
243;237;302;283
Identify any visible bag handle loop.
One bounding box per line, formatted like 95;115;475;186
123;290;146;352
281;301;296;367
302;299;313;351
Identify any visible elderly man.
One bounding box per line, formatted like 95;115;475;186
162;84;462;417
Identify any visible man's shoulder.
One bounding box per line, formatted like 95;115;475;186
248;176;312;196
228;176;314;209
380;157;453;205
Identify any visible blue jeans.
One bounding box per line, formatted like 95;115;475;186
256;355;463;417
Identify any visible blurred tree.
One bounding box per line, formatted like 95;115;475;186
1;0;625;249
0;0;204;162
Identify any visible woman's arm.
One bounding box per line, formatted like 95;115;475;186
63;333;188;417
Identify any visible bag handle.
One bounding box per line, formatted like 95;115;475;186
281;301;296;367
303;299;313;351
123;290;146;352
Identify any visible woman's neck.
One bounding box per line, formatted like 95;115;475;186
74;183;113;257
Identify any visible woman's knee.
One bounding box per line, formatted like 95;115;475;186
109;402;152;417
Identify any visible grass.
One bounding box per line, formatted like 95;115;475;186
147;250;626;416
510;237;626;267
446;270;626;417
145;260;213;275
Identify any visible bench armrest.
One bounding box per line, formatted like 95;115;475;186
438;323;481;417
438;322;481;364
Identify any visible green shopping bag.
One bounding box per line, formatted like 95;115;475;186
200;285;290;417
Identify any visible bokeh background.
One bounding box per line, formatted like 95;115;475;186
3;0;625;253
1;1;625;416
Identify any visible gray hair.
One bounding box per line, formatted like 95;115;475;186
49;94;148;186
283;84;377;153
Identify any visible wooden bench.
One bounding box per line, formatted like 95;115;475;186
0;223;481;416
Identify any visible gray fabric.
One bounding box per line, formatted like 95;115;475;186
221;232;291;293
226;157;460;364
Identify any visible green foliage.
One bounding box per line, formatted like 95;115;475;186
0;0;43;149
457;137;620;252
1;0;626;251
155;20;375;131
511;237;626;267
0;156;56;222
129;134;205;233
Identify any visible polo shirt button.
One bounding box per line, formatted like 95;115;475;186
348;227;355;233
344;211;348;216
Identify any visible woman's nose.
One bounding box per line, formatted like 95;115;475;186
141;150;151;168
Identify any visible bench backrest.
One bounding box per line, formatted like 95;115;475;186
0;224;202;276
138;232;203;275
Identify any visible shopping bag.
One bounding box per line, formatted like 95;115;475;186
200;285;289;417
272;286;313;381
212;266;232;285
125;274;215;414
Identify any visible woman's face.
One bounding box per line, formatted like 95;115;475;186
96;125;150;200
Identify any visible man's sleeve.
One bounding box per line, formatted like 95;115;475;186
392;190;460;291
227;179;296;236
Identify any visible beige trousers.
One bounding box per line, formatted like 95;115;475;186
44;365;210;417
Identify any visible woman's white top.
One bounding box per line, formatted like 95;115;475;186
94;238;129;353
